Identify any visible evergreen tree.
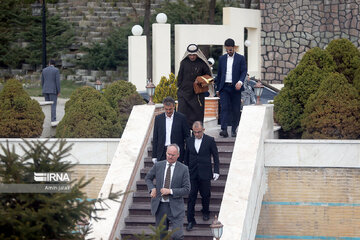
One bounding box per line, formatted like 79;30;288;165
153;73;178;104
325;38;360;84
0;139;121;239
302;73;360;139
56;86;122;138
0;78;44;138
273;47;336;138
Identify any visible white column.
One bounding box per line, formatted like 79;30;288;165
152;15;171;86
128;34;147;92
246;28;261;79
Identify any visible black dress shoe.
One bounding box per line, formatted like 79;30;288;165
202;213;210;221
231;132;237;137
186;221;195;231
219;130;228;138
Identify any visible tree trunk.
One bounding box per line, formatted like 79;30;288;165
144;0;152;80
127;0;139;21
245;0;252;8
208;0;216;24
202;0;216;60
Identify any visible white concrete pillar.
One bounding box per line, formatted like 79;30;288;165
128;25;147;92
246;27;261;79
152;13;171;86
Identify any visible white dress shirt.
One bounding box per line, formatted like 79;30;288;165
194;137;203;153
225;54;234;83
165;113;174;146
161;161;176;202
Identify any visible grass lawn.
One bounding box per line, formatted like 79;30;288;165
25;80;83;98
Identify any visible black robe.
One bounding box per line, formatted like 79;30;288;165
177;57;211;128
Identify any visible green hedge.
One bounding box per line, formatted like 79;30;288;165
0;79;44;137
56;86;122;138
274;47;336;137
302;72;360;139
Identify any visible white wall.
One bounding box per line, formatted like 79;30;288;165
219;104;274;240
174;7;261;78
0;138;120;164
265;139;360;167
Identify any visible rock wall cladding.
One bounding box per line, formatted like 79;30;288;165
260;0;360;83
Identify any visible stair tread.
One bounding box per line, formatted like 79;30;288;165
121;226;213;236
134;191;223;198
136;179;226;186
129;203;220;211
125;215;215;225
147;145;234;152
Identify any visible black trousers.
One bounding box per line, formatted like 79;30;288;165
187;177;211;223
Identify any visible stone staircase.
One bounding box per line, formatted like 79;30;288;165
120;137;235;239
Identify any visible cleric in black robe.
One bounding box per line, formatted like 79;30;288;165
177;44;212;128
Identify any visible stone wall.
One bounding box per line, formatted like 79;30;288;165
260;0;360;83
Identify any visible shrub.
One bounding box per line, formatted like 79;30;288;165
56;86;122;138
325;38;360;84
103;80;138;109
274;47;336;137
353;67;360;96
302;73;360;139
153;73;178;103
117;93;146;129
0;139;122;239
0;79;44;137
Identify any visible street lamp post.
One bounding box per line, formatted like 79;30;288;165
253;80;265;105
145;79;156;105
210;215;224;240
41;0;47;69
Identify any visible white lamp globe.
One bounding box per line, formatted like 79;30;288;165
131;25;143;36
244;40;251;47
156;13;167;23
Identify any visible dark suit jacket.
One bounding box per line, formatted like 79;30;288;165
152;112;190;162
215;52;247;92
184;134;219;181
41;65;60;94
145;160;190;218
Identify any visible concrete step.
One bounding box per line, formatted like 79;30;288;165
146;145;235;159
121;226;213;240
128;203;220;216
124;215;214;228
133;190;224;205
140;167;229;181
136;179;226;192
143;157;232;169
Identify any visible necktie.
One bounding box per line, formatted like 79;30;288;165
163;163;172;200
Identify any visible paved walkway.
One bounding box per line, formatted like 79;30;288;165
32;97;68;122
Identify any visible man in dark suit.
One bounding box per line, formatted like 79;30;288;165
145;144;191;240
215;38;247;138
41;59;60;122
184;121;219;231
152;97;190;163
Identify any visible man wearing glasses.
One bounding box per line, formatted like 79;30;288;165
184;121;219;231
215;38;247;138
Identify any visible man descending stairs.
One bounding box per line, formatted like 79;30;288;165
120;137;235;240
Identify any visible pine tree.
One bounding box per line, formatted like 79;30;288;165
0;139;124;239
153;73;178;104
